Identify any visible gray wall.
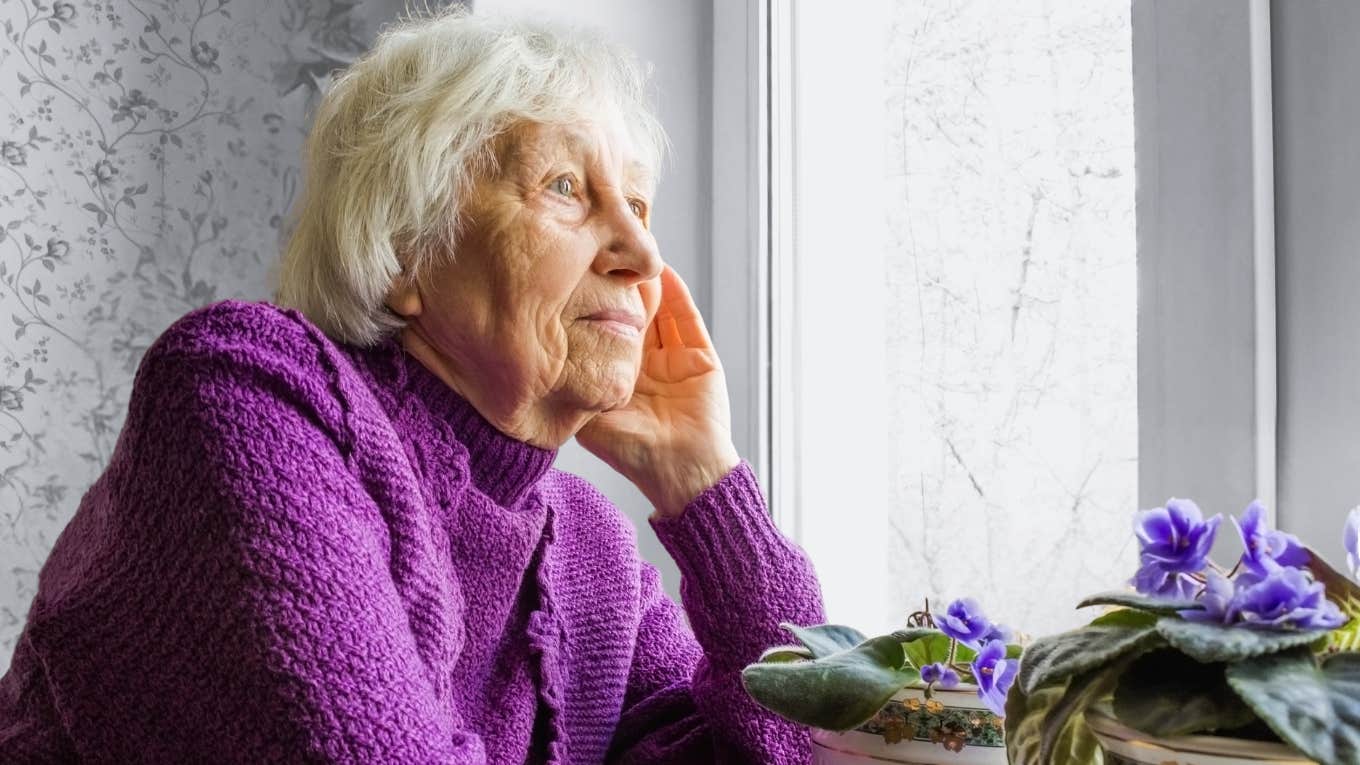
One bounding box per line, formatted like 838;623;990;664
1273;2;1360;567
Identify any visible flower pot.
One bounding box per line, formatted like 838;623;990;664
811;685;1006;764
1085;707;1316;764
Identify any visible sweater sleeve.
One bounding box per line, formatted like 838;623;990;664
606;461;825;764
25;307;487;763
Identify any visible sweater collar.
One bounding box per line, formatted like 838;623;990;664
373;335;558;508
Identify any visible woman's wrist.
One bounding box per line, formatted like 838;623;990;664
644;444;741;519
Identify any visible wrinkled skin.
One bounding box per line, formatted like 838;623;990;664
386;107;739;518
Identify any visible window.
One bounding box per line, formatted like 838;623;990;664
776;0;1138;637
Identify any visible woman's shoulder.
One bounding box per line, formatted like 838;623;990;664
137;299;353;399
144;298;329;363
129;299;354;446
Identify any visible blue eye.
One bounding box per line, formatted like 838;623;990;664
550;176;575;196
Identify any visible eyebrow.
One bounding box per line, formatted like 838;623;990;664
554;129;656;194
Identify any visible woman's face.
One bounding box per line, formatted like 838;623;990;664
388;109;664;445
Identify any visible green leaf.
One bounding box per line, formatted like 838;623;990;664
781;623;868;659
1226;649;1360;764
1155;617;1329;663
1018;624;1163;695
902;632;951;669
1078;591;1202;615
1039;662;1125;764
741;633;919;731
1111;649;1258;736
887;628;947;670
887;627;942;644
1005;679;1104;765
1308;548;1360;608
1306;548;1360;653
955;642;979;664
757;645;813;663
1327;618;1360;654
1089;608;1159;629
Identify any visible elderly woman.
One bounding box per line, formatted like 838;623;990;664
0;9;823;765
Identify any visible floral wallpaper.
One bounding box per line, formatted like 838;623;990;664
0;0;470;673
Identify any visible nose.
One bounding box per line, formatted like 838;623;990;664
591;193;663;285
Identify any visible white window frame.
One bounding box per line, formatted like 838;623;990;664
710;0;773;504
713;0;894;632
709;0;1281;622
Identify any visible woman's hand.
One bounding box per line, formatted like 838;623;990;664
576;265;740;519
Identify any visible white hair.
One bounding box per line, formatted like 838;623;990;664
272;6;669;346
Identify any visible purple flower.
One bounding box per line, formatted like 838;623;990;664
937;598;992;647
919;662;960;689
1133;498;1222;600
1180;569;1237;624
1234;501;1308;576
1234;566;1346;631
971;639;1017;717
982;622;1014;644
1132;558;1201;600
939;667;960;689
1346;507;1359;581
1135;498;1222;573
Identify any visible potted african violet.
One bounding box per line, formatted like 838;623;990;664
1005;502;1360;765
742;598;1021;764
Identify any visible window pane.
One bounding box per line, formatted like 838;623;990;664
881;1;1137;635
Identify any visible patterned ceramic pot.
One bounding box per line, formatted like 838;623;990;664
810;684;1007;764
1085;708;1316;765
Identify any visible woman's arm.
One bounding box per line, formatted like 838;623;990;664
606;461;825;764
28;306;489;763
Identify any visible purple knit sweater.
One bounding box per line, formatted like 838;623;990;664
0;300;825;763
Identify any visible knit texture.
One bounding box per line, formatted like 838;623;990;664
0;299;825;764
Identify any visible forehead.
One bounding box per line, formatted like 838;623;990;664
498;118;656;190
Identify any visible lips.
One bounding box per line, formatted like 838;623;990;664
581;308;646;333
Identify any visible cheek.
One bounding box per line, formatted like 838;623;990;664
506;225;596;355
486;213;577;304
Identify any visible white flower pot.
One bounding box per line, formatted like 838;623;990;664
810;685;1007;765
1085;707;1316;764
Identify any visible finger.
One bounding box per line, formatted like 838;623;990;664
659;265;714;349
659;313;684;348
644;315;662;350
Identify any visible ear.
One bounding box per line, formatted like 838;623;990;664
385;272;423;318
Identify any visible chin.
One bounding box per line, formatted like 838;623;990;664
596;385;634;411
588;372;639;411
